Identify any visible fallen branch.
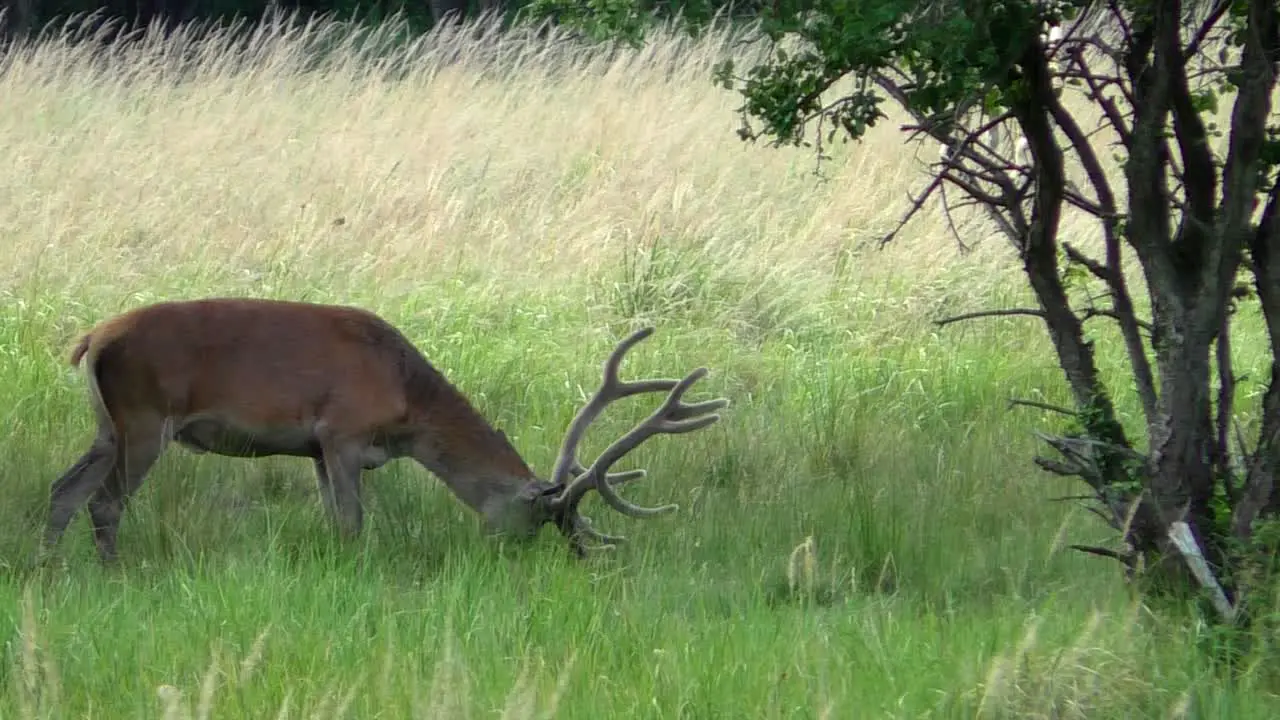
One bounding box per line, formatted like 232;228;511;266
1167;521;1237;622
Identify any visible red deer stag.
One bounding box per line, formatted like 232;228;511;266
41;298;729;563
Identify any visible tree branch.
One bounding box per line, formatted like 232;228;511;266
1240;181;1280;537
1012;36;1129;454
1215;307;1235;476
1123;3;1176;280
935;308;1044;328
1183;0;1232;62
1070;543;1137;568
1163;2;1219;253
1009;398;1075;416
1063;45;1134;145
881;172;946;247
1209;0;1279;335
1082;307;1154;334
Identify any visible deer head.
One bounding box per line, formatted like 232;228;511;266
41;298;728;563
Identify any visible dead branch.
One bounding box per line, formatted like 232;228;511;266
1183;0;1232;62
936;183;973;253
1063;186;1108;216
1062;242;1110;281
1166;521;1238;622
1034;455;1087;477
1062;46;1134;144
1070;543;1136;567
935;308;1045;328
881;173;946;247
1081;307;1155;334
939;169;1008;206
1009;398;1076;416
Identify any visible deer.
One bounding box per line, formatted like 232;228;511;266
40;297;730;564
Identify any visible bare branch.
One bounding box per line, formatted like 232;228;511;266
936;183;974;253
935;308;1045;328
940;169;1009;206
1010;35;1128;449
1009;398;1076;416
1063;186;1108;216
1035;455;1086;477
1123;5;1177;275
1062;242;1111;280
1081;307;1154;334
1063;46;1134;144
1183;0;1232;62
1161;7;1218;243
880;173;946;247
1227;418;1253;505
1070;543;1137;567
1048;68;1158;427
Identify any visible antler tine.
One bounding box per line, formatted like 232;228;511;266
557;366;729;517
570;459;647;486
573;514;629;548
547;326;681;488
557;473;646;556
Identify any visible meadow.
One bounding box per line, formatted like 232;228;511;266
0;13;1277;718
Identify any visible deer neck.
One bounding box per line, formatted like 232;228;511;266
401;360;547;535
407;423;546;537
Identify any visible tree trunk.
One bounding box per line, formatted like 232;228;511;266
1148;328;1222;571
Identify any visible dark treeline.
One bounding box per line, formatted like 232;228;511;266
0;0;771;40
1;0;439;37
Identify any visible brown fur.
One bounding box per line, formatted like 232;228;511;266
42;298;544;563
76;298;532;475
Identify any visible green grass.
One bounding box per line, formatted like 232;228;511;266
1;13;1278;719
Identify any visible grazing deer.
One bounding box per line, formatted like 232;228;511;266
41;298;729;563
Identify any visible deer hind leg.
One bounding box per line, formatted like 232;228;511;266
42;434;116;557
318;443;365;538
313;456;341;524
87;414;168;564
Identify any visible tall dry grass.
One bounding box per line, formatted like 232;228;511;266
0;12;1036;315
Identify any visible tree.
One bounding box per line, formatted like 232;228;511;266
533;0;1280;622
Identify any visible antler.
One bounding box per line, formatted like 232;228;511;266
546;327;729;547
